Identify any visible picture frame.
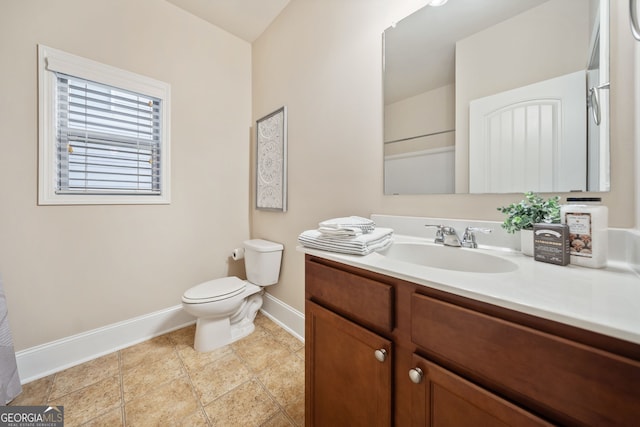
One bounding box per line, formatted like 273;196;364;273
255;106;287;212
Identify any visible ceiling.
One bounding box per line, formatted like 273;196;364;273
165;0;550;104
165;0;291;42
384;0;548;104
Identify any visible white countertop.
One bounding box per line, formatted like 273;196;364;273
299;233;640;345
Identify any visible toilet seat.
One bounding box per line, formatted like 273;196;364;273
182;277;246;304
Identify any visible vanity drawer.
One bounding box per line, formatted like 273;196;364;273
305;257;394;332
411;293;640;426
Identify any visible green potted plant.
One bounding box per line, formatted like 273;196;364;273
497;192;561;255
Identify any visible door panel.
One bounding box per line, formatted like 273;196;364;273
410;354;552;427
305;301;392;427
469;70;586;193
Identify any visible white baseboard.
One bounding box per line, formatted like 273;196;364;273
260;292;305;342
16;306;195;384
16;294;304;384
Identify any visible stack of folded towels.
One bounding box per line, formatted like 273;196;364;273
298;216;393;255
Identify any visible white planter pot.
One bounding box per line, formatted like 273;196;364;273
520;229;534;256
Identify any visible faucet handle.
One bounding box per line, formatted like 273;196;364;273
461;227;492;248
466;226;492;234
424;224;445;244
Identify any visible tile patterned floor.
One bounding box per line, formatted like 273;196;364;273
9;313;305;426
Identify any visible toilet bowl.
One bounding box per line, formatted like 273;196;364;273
182;239;283;352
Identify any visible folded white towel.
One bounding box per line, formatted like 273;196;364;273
298;227;393;255
317;226;363;237
318;216;375;234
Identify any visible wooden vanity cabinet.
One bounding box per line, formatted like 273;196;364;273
305;301;392;426
305;255;395;427
304;255;640;426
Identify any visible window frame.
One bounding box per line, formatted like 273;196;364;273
38;45;171;205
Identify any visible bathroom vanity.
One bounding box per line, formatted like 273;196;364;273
302;220;640;426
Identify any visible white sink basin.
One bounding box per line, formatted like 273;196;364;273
380;242;518;273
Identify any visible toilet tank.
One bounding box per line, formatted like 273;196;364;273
243;239;284;286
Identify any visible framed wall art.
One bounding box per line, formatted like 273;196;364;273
255;106;287;212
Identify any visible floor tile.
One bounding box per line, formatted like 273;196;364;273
82;407;124;427
262;411;296;427
122;352;185;402
49;352;119;400
190;352;252;405
11;313;305;427
166;324;196;347
177;341;234;375
233;329;291;373
124;377;199;426
177;408;210;426
48;375;121;426
284;394;305;426
258;353;305;409
270;327;305;353
120;335;175;371
255;314;279;332
8;375;53;406
203;379;279;426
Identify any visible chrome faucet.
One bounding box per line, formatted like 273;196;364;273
425;225;462;247
461;227;492;248
425;225;492;248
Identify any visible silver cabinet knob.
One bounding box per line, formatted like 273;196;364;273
374;349;387;362
409;367;424;384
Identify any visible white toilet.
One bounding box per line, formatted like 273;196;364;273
182;239;284;352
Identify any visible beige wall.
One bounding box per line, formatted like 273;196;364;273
0;0;252;350
252;0;637;314
384;83;455;144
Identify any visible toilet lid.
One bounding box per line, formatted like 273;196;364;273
183;277;246;303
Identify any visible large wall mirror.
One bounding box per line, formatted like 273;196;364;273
383;0;610;195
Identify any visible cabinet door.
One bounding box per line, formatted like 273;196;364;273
409;354;552;427
411;293;640;425
306;301;392;427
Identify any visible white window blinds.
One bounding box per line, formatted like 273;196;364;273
55;73;162;195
